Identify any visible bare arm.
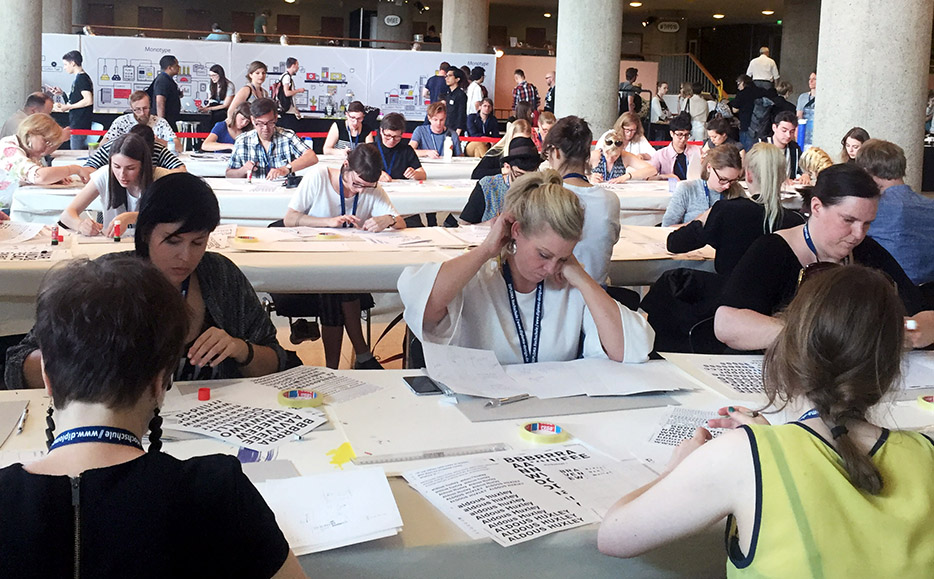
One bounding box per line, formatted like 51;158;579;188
21;351;44;389
32;164;87;186
322;123;342;155
200;132;234;152
283;208;360;229
225;160;255;179
156;95;166;119
226;87;250;123
63;90;93;112
713;305;784;351
623;152;658;180
289;148;318;172
560;258;625;361
61;179;105;235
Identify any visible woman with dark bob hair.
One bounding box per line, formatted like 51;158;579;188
0;256;306;578
5;173;288;389
600;265;934;576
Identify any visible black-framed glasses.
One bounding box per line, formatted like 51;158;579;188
711;165;740;186
672;131;691;139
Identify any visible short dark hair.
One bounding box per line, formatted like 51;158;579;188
625;67;638;81
24;92;51;111
347;143;382;183
705;117;731;135
772;110;797;127
347;101;366;114
469;66;485;81
250;97;278;118
108;133;153;211
668;111;692;133
514;69;526;78
448;68;465;84
736;74;752;87
36;257;188;410
128;123;156;150
439;62;450;71
856;139;907;180
135;173;221;259
62;50;82;66
159;55;178;71
285;57;298;68
380;112;406;133
542;115;592;164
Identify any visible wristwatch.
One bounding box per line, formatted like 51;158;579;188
286;163;293;174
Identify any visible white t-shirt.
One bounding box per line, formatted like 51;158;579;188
398;260;654;365
288;164;397;220
90;165;169;227
563;183;620;285
466;81;484;112
625;136;654;157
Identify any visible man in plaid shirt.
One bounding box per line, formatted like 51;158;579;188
511;69;540;113
226;98;318;179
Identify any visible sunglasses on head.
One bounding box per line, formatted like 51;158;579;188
605;138;624;147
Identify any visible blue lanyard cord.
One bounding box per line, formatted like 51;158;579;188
675;154;687;178
501;261;544;364
702;180;711;205
803;221;850;265
562;172;589;182
798;408;820;421
338;172;359;229
377;140;397;175
49;426;143;452
429;130;446;154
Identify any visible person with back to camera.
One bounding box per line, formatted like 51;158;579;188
6;173;289;390
599;265;934;578
650;112;702;181
840;126;870;163
661;143;744;227
714;163;934;351
667;142;805;277
459;137;542;224
797;147;833;184
0;256;307;578
284;144;404;370
471;119;532;180
542;116;623;285
398;170;654;366
590;129;656;184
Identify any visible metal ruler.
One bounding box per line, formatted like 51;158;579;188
351;442;510;466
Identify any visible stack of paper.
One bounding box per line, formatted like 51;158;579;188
256;467;403;554
251;366;382;404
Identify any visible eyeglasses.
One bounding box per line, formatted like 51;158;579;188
605;139;624;147
672;131;691;139
253;119;277;129
382;131;402;142
711;165;740;186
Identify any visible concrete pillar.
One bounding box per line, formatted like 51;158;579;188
72;0;87;33
779;0;820;98
441;0;489;53
555;0;622;135
374;1;415;50
0;0;42;125
813;0;933;190
43;0;73;34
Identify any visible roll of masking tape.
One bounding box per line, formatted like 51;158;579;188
278;389;323;408
519;422;570;444
918;395;934;412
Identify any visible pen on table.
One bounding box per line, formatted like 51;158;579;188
15;402;29;435
487;393;530;408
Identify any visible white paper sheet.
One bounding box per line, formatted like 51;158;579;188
905;351;934;389
0;246;72;262
0;222;44;244
208;223;238;250
251;366;381;404
256;467;403;554
422;343;526;398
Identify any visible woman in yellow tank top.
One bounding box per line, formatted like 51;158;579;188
598;265;934;578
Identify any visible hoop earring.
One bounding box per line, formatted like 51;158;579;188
148;407;163;454
45;406;55;451
506;239;517;255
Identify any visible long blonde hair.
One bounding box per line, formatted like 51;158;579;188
488;120;531;158
744;143;786;233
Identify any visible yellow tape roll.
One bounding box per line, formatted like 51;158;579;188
918;395;934;412
278;389;323;408
519;422;570;444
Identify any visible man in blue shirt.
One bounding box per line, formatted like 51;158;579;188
857;139;934;285
422;61;450;106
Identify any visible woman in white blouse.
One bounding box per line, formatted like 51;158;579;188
398;170;654;365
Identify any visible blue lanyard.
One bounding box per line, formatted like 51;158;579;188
377;140;397;175
702;180;711;205
803;221;849;265
338;173;358;229
429;130;445;154
347;123;361;149
675;153;687;178
563;173;589;182
798;408;820;421
600;155;610;181
49;426;143;452
501;261;544;364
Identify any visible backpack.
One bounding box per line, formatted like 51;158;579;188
749;96;775;139
619;88;643;117
270;72;291;112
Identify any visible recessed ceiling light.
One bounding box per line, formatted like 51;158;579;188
713;13;725;19
629;2;643;6
762;10;775;15
544;12;552;17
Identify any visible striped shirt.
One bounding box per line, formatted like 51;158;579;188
84;141;184;170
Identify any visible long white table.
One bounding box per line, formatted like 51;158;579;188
50;151;481;181
3;363;931;577
0;225;711;335
11;177;673;228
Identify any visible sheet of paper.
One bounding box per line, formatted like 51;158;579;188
164;399;327;451
403;456;597;547
904;351;934;389
581;359;693;396
422;342;526;398
446;224;491;246
349;229;430;247
256;467;403;554
208;223;238;250
626;406;727;470
251;366;381;404
502;362;589;399
0;401;29;448
0;247;72;262
0;222;44;244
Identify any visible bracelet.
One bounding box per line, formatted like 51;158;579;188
239;340;255;366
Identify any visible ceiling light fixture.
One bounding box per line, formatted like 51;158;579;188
762;10;775;15
629;2;643;6
713;14;725;19
544;12;552;17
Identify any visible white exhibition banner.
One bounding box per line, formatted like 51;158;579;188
41;34;497;120
40;34;81;99
78;35;232;113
